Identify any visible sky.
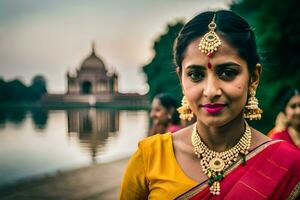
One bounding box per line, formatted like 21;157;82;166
0;0;230;94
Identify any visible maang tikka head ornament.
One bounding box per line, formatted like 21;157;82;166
198;13;222;56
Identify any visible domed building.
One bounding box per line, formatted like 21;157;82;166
42;42;148;108
67;43;118;95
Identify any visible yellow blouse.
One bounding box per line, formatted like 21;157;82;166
119;133;198;199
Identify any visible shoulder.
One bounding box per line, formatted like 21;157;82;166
250;128;272;148
265;141;300;170
124;134;173;177
135;133;174;174
137;133;172;156
265;140;299;156
276;142;300;177
138;133;171;147
274;141;299;156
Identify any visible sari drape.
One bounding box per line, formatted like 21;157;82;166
176;141;300;200
272;129;299;148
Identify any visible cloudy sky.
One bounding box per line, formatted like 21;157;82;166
0;0;230;94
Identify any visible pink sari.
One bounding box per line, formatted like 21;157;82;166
272;129;299;148
167;124;182;133
175;141;300;200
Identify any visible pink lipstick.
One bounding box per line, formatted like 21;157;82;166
202;103;226;114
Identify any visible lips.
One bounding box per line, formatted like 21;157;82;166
202;103;226;114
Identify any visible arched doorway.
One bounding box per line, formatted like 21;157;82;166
81;81;92;94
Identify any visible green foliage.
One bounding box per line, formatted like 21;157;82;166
0;75;48;102
30;75;48;100
143;22;184;103
231;0;300;133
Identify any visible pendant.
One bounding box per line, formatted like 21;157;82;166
198;30;221;55
209;157;225;172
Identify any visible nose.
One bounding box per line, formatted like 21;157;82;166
203;74;222;100
295;106;300;114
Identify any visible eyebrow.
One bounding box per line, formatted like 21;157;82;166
185;64;206;70
185;62;241;70
215;62;241;69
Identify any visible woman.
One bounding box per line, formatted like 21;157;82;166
120;10;300;199
149;93;182;135
271;88;300;148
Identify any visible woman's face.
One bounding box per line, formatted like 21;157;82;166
285;95;300;128
150;98;170;125
180;37;255;127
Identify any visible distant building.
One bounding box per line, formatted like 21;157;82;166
67;43;118;95
42;42;148;108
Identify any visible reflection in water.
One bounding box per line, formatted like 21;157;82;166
67;109;119;163
8;109;27;125
0;108;27;127
0;109;147;185
0;108;49;130
31;109;49;130
0;109;6;127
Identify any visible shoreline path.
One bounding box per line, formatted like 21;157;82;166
0;158;129;200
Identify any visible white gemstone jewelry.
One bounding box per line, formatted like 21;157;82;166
191;121;251;195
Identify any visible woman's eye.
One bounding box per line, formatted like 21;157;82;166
218;69;238;80
188;71;204;81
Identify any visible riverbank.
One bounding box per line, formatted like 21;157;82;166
0;158;129;200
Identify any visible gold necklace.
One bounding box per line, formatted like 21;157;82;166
191;121;251;195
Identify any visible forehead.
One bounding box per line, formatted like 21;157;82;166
288;95;300;105
152;98;162;107
182;36;246;68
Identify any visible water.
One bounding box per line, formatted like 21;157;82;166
0;108;149;186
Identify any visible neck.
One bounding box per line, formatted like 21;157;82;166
290;125;300;133
196;113;246;152
288;126;300;147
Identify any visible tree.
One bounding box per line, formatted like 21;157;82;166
0;75;48;103
6;79;30;101
29;75;48;100
231;0;300;132
143;21;184;103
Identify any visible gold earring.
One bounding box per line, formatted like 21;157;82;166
177;96;193;121
244;88;263;120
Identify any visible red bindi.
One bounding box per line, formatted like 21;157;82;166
208;62;212;69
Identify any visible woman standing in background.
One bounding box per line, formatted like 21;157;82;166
149;93;182;135
271;88;300;148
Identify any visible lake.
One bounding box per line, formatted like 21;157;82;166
0;108;149;186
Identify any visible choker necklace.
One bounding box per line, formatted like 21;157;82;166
191;121;251;195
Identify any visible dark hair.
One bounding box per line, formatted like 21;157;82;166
173;10;260;76
154;93;180;124
281;88;300;112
